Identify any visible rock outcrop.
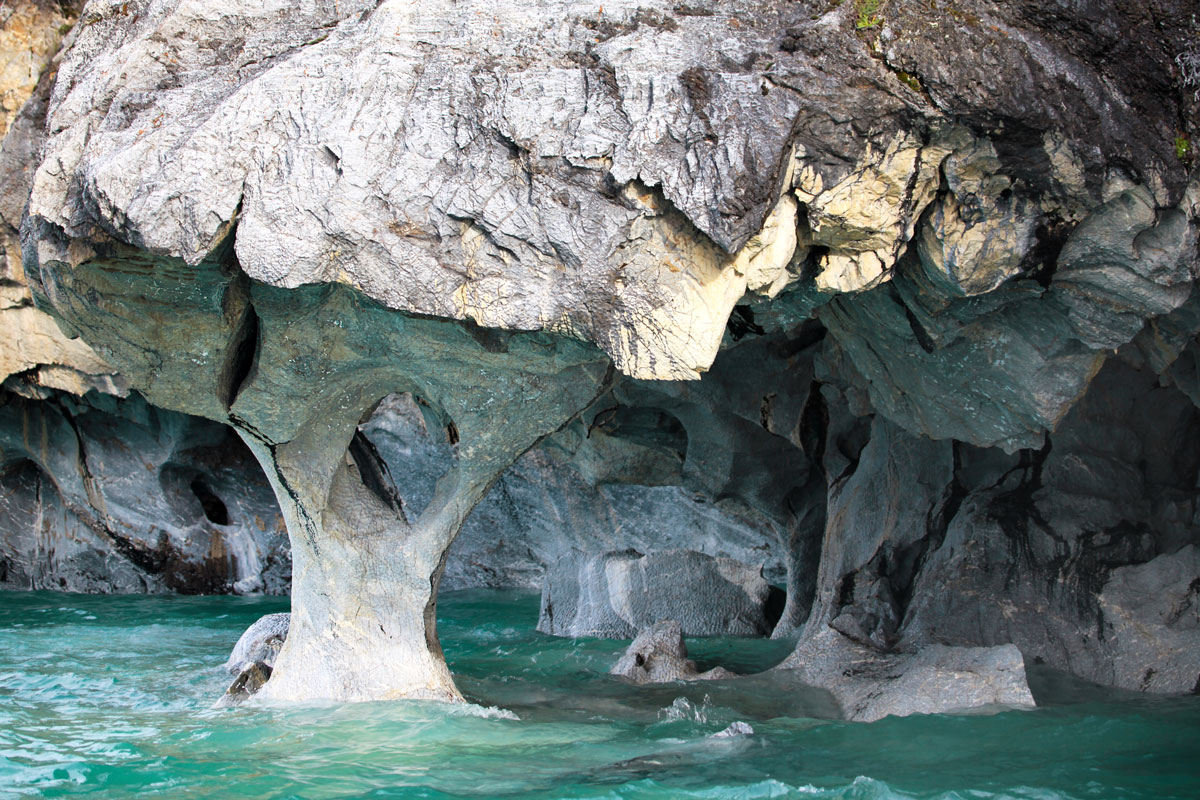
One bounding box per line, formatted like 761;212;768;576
224;612;290;676
366;392;783;593
889;354;1200;694
215;612;291;707
610;620;736;684
1099;546;1200;694
0;4;264;594
0;382;780;596
0;1;121;400
216;661;273;708
537;549;781;638
0;0;1196;713
781;628;1035;723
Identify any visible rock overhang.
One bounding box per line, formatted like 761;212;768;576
3;0;1200;709
28;0;847;382
21;1;1200;441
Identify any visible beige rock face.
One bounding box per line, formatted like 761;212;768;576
800;131;948;294
0;303;124;396
0;1;120;397
590;191;800;379
453;187;801;380
797;126;1041;300
0;1;72;140
0;1;73;286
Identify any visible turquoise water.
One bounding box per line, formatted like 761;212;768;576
1;590;1198;799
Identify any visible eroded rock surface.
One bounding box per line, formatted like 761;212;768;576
0;387;288;593
538;549;780;638
1;0;1198;712
1099;546;1200;694
0;1;122;399
366;393;783;592
24;0;1197;388
224;612;290;675
781;628;1035;723
610;620;736;684
25;0;819;381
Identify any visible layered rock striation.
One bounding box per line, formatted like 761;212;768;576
0;0;1197;713
537;548;782;638
0;387;288;593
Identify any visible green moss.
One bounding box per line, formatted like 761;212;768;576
1177;136;1193;164
895;71;923;93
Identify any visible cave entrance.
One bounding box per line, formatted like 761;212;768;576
190;478;230;526
355;392;457;523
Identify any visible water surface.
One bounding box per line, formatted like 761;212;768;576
1;590;1197;799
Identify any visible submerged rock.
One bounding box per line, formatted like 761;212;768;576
710;721;754;738
780;628;1036;723
224;613;290;675
539;549;780;638
610;620;737;685
215;661;273;708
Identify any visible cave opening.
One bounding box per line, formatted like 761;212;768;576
190;478;230;526
356;392;457;522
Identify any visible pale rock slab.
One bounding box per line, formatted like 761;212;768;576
779;627;1035;723
224;612;290;676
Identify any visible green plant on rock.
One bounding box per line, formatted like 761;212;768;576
855;0;884;29
895;70;922;93
1176;136;1193;165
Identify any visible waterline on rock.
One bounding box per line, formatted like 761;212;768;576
1;589;1197;799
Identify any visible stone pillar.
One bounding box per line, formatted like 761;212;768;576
231;329;610;703
770;475;826;638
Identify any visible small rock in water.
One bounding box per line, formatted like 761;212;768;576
710;721;754;738
611;620;738;684
215;661;273;708
224;612;289;675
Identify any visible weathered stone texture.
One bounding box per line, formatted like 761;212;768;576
782;627;1035;723
224;612;290;675
610;619;737;684
0;388;288;594
537;549;780;638
1;0;1199;714
365;392;782;593
0;2;120;398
